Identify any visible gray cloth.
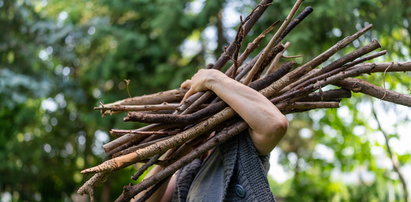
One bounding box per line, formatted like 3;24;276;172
172;130;276;202
186;147;224;202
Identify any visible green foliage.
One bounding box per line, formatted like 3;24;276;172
0;0;410;201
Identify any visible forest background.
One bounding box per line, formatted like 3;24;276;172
1;0;411;201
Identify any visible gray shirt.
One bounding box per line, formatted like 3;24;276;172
187;147;224;202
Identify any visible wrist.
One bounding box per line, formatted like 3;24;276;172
205;70;227;91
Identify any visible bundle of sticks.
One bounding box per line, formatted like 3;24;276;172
77;0;411;201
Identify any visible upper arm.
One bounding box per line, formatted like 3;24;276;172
160;173;177;202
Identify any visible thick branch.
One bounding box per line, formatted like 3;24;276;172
278;101;340;113
299;89;351;102
335;78;411;107
109;129;178;137
351;62;411;73
95;103;180;115
104;88;187;106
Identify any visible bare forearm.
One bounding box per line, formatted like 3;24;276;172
209;77;283;132
206;72;288;154
181;69;288;154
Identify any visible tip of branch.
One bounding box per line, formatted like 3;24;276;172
81;160;118;174
304;6;314;12
364;24;373;30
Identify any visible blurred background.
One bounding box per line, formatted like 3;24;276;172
1;0;410;201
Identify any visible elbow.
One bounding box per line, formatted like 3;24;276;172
261;114;288;139
270;114;288;136
251;114;288;155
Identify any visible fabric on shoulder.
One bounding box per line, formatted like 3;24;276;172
172;130;275;202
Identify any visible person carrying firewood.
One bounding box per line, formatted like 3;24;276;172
136;68;288;202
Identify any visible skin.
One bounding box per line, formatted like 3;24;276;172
136;69;288;202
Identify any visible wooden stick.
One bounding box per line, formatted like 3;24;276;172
350;62;411;73
104;88;187;107
109;129;178;137
95;103;180;113
114;121;249;202
278;101;340;111
259;24;373;98
285;40;381;92
180;5;313;114
102;123;172;153
243;0;304;84
279;6;314;40
335;78;411;107
343;50;387;67
299;89;351;102
77;172;110;202
111;136;171;158
265;42;291;75
125;63;294;124
270;63;378;104
131;153;162;181
211;0;273;70
225;20;280;77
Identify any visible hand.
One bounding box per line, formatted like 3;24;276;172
180;69;226;101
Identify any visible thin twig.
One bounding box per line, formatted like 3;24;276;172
243;0;304;84
371;104;409;202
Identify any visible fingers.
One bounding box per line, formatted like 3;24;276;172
181;88;195;103
180;80;194;104
180;80;192;89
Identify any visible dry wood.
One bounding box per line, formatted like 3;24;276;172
265;42;291;75
179;6;313;114
96;103;180;114
371;105;409;202
110;129;178;137
211;0;273;71
279;101;340;111
285;40;381;92
243;0;304;84
114;121;249;202
352;62;411;73
77;172;110;202
258;24;373;99
115;99;347;201
104;88;187;107
279;6;314;39
78;1;411;200
103;123;167;153
270;63;378;105
225;20;280;78
182;44;285;115
81;107;236;173
125;62;294;124
299;89;351;102
335;78;411;107
111;136;170;158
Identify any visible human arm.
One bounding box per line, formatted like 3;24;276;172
181;69;288;155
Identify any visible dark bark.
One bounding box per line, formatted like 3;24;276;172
125;62;294;124
335;78;411;107
299;89;351;102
